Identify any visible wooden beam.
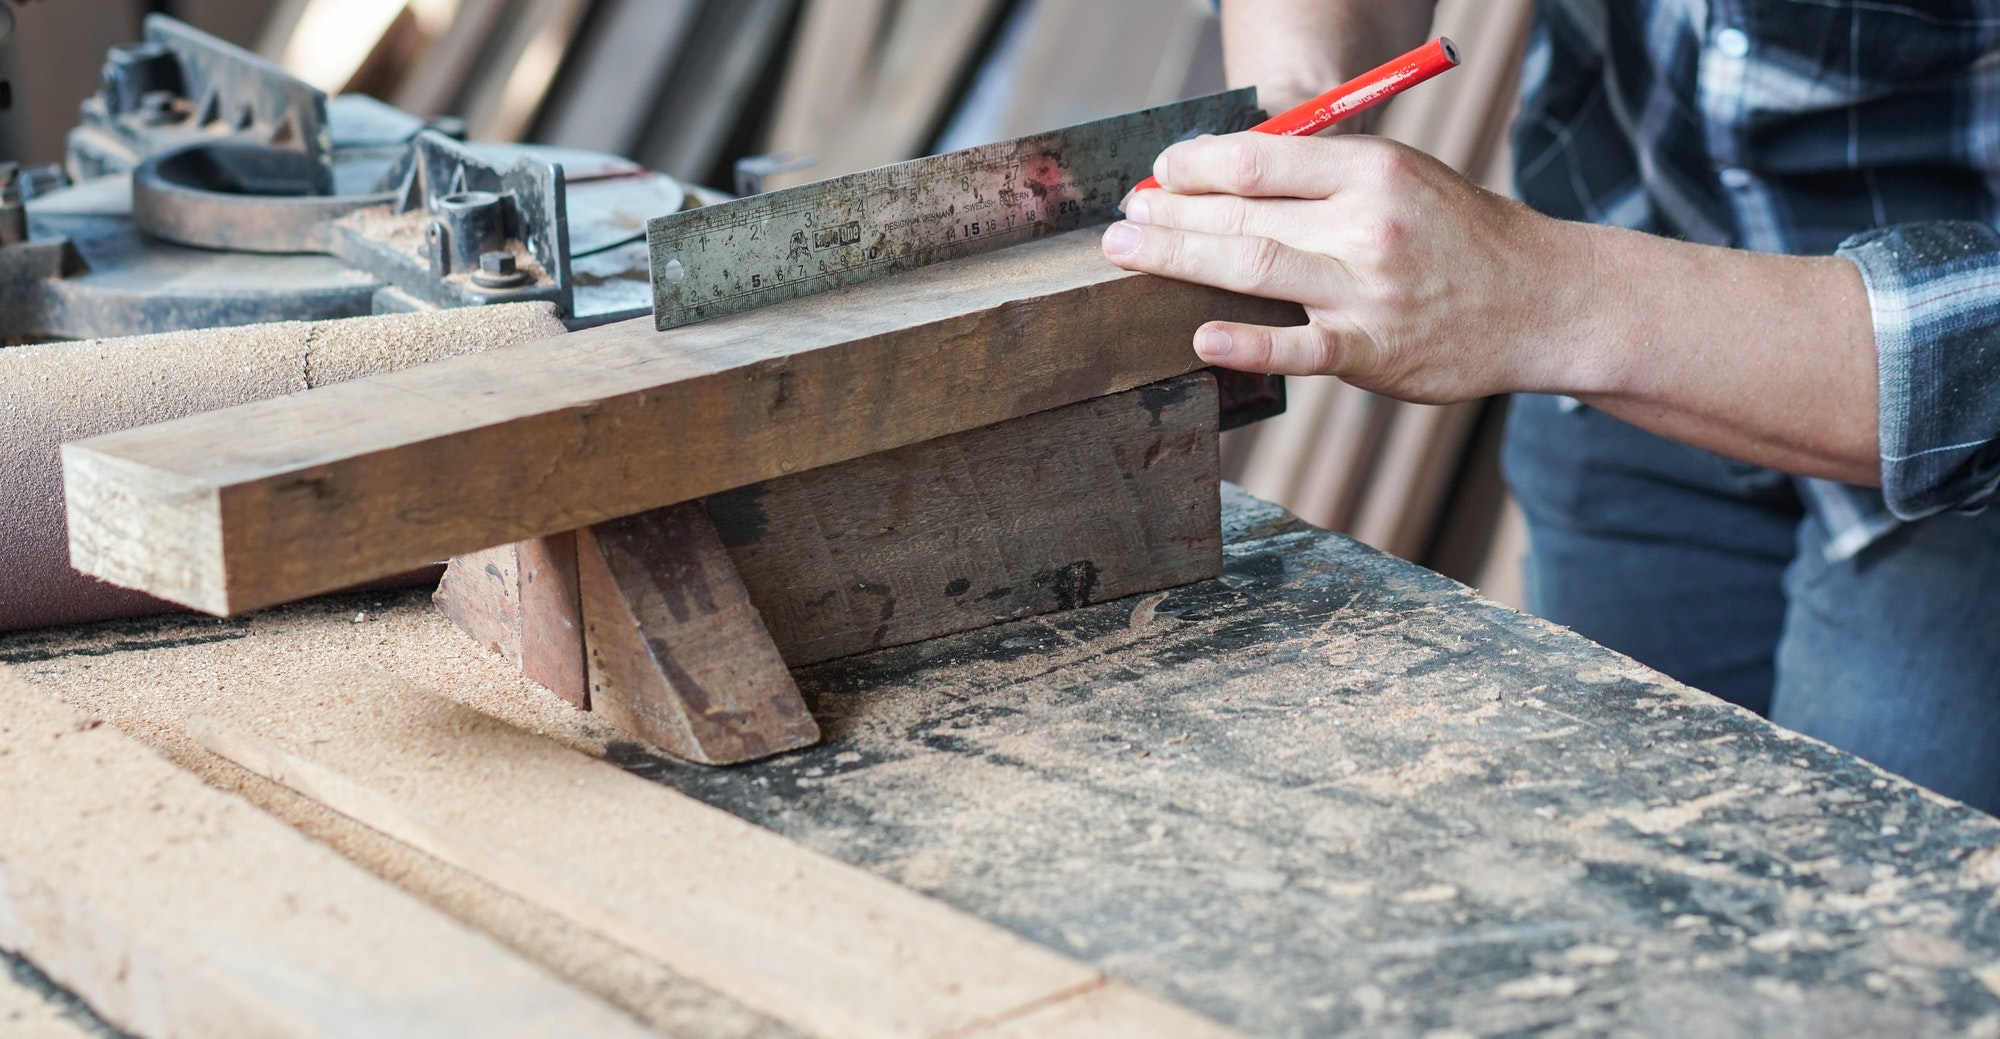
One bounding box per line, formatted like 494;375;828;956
709;371;1222;666
192;673;1250;1039
63;229;1301;616
0;670;655;1039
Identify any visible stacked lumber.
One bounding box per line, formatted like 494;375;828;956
253;0;799;184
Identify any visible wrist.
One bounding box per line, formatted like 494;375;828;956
1512;217;1624;399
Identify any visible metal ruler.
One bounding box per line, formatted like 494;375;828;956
645;89;1259;330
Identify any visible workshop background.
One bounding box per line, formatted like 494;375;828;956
0;0;1533;605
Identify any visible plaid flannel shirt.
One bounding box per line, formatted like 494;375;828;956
1512;0;2000;559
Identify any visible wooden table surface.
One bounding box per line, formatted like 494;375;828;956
9;486;2000;1038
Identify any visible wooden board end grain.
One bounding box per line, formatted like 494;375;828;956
62;229;1304;616
0;668;655;1039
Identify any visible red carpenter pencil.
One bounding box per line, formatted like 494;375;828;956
1128;36;1461;194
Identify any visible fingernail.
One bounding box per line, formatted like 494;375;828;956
1103;221;1142;256
1197;326;1234;359
1123;192;1151;224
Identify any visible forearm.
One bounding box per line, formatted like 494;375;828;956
1546;223;1880;486
1106;132;1887;488
1221;0;1438;114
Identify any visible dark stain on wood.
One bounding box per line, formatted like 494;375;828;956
1032;560;1100;610
703;485;769;549
1137;378;1193;427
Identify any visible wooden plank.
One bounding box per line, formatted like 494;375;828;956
1348;400;1482;559
759;0;891;178
534;0;703;155
437;375;1217;728
578;502;819;764
191;673;1250;1039
433;532;587;706
938;0;1213;149
1293;382;1392;531
636;0;798;182
62;229;1302;616
0;670;655;1039
390;0;509;118
460;0;593;142
760;0;1006;192
708;372;1222;666
269;0;412;94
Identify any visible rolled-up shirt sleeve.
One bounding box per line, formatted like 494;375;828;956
1838;222;2000;520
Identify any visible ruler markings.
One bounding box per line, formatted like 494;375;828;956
646;89;1259;329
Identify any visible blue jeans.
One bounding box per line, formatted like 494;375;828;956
1504;394;2000;813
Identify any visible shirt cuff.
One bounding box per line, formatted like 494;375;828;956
1837;222;2000;521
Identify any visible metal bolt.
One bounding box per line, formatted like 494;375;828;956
138;90;179;126
470;249;530;288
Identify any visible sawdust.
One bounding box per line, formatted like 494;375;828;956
1608;788;1750;835
0;303;568;632
0;593;796;1039
13;488;2000;1037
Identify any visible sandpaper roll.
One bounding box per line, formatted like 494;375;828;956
0;303;570;632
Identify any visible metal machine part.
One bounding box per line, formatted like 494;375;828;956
0;15;693;340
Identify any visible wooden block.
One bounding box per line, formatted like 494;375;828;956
63;229;1303;616
0;670;655;1039
707;371;1222;666
192;673;1250;1039
577;502;819;765
433;531;587;707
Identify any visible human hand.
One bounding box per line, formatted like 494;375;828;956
1101;132;1590;405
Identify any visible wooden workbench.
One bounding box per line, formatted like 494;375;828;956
7;487;2000;1037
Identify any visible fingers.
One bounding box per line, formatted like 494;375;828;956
1123;189;1324;246
1148;131;1390;200
1193;320;1358;378
1102;219;1346;306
